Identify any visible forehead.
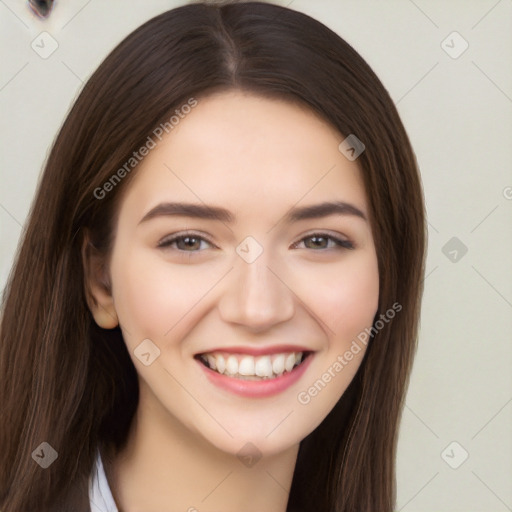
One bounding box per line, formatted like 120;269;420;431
119;91;368;221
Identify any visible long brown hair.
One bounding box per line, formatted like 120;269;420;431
0;2;426;510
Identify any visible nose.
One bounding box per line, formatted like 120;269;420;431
218;251;295;332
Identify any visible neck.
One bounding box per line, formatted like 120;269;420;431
104;382;299;512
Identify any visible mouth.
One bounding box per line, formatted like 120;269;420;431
195;350;313;381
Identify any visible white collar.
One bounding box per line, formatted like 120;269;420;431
89;448;119;512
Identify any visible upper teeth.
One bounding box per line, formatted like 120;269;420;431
200;352;304;379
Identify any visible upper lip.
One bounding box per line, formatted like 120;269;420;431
196;345;313;356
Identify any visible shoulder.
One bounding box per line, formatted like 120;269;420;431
89;448;119;512
47;448;117;512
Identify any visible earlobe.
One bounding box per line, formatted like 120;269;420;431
81;232;119;329
90;305;119;330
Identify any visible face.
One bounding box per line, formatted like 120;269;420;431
92;91;379;458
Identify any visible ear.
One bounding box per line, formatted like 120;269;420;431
81;231;119;329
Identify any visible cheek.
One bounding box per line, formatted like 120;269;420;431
303;253;379;341
109;248;209;345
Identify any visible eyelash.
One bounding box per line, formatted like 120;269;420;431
157;231;354;252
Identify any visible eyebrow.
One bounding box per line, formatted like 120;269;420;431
138;200;367;225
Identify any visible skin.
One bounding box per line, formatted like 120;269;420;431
85;90;379;512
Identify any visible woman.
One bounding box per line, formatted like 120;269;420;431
0;2;426;511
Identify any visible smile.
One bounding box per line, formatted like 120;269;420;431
195;349;314;398
198;351;307;380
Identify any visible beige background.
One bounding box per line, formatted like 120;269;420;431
1;1;511;510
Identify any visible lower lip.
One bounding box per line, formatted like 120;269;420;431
196;354;313;398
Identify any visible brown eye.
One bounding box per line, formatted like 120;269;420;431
294;233;354;250
304;235;329;249
175;236;202;251
158;233;214;252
